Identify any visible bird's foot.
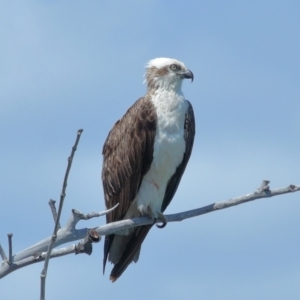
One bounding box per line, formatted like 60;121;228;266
147;207;156;223
146;208;167;229
156;212;167;229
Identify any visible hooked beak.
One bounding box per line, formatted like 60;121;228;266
181;69;194;82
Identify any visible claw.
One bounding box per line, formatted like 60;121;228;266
156;212;167;229
146;208;167;229
148;207;168;229
156;222;166;229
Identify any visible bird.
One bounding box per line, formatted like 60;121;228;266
102;57;195;282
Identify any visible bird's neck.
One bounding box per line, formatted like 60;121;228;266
149;85;185;112
147;77;183;93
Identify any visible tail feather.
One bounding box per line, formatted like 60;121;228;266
109;225;152;282
103;235;114;274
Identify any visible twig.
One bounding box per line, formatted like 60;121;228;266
73;203;119;220
75;229;101;255
7;234;13;265
257;180;270;192
65;203;119;231
0;244;7;261
48;199;60;230
40;129;83;300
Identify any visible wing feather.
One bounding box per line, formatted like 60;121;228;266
102;97;156;271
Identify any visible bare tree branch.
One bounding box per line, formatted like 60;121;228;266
65;203;119;232
257;179;270;192
40;129;83;300
0;244;7;261
0;130;299;300
7;234;13;265
75;229;101;255
0;181;298;280
95;182;300;232
48;199;60;230
0;206;118;278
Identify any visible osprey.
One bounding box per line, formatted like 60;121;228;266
102;57;195;282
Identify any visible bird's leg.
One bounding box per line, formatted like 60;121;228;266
147;207;156;223
156;212;167;229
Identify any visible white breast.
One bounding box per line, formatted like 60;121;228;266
136;89;188;216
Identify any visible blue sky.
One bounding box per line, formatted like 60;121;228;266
1;1;299;299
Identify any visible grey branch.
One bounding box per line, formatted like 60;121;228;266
65;203;119;232
0;205;117;279
48;199;60;230
75;229;101;255
7;234;13;265
40;129;83;300
0;181;299;280
0;244;7;261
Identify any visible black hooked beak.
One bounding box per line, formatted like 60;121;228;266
181;69;194;82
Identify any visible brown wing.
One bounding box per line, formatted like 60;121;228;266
102;97;156;272
161;101;195;212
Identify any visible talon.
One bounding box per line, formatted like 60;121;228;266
156;222;166;229
156;212;167;229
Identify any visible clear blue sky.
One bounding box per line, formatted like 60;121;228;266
1;1;299;299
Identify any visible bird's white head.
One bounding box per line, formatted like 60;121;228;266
144;58;193;91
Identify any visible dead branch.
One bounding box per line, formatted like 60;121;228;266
40;129;83;300
0;181;298;280
0;129;299;300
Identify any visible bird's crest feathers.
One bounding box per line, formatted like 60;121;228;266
146;57;186;70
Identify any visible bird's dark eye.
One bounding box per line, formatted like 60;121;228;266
170;64;179;71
